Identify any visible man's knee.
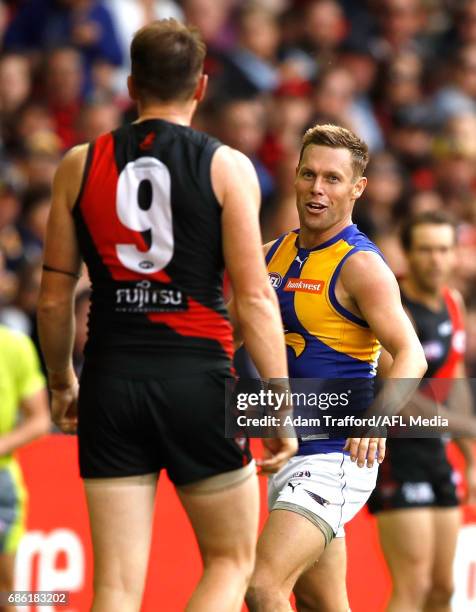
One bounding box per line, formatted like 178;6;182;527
393;569;431;607
246;563;288;612
426;581;454;607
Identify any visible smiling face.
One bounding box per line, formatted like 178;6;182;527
295;144;367;246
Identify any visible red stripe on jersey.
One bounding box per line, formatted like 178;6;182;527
433;288;465;379
421;288;466;403
80;133;170;283
149;297;234;360
79;132;233;357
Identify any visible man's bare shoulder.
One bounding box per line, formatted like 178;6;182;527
54;144;89;209
211;145;258;206
340;250;397;295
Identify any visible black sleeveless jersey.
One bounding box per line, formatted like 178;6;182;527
402;288;465;380
73;119;233;374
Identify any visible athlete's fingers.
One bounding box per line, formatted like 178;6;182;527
258;452;289;474
356;438;370;468
365;438;379;468
377;437;386;463
258;440;297;474
344;437;361;462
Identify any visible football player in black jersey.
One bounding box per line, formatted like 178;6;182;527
368;211;476;612
38;19;296;612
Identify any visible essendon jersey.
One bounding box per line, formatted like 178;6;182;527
402;287;466;402
73;119;233;373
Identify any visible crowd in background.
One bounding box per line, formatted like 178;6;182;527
2;0;476;377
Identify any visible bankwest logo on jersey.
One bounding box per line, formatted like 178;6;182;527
284;278;325;294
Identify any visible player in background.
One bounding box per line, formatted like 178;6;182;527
368;211;476;612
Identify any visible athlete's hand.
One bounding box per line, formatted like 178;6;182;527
344;436;386;468
257;437;298;474
50;381;79;434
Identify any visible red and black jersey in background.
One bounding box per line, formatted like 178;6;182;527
403;287;465;381
73;119;233;376
367;288;466;513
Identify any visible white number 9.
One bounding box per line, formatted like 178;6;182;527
116;157;174;274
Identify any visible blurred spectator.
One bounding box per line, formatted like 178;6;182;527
281;0;347;81
354;150;407;237
261;80;313;174
0;179;23;272
372;0;430;59
0;53;31;115
407;189;444;215
262;148;300;242
19;185;52;262
0;248;18;309
226;2;281;94
300;0;347;58
4;0;122;96
17;131;62;189
77;96;121;142
433;43;476;122
337;41;384;150
43;47;84;149
208;96;275;207
375;50;425;132
388;103;436;186
311;65;372;140
182;0;235;51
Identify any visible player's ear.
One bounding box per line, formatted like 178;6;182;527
194;74;208;103
127;75;138;101
352;176;367;200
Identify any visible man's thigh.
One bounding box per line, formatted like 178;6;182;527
253;508;327;596
430;507;461;588
84;475;157;590
294;537;349;612
177;470;260;562
376;508;435;584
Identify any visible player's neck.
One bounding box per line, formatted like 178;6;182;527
135;100;196;126
299;218;352;249
401;277;443;311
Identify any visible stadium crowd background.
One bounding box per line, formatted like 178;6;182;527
2;0;476;378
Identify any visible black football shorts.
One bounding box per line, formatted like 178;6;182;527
77;361;251;485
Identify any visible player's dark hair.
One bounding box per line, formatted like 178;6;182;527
131;19;206;102
400;211;457;251
299;124;369;177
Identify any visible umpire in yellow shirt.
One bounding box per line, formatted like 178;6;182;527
0;324;50;607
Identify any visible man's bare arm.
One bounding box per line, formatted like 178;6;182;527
212;147;296;470
0;389;50;457
227;240;277;348
37;145;87;389
37;145;87;432
340;251;427;466
341;251;427;378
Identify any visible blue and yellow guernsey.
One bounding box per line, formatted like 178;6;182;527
266;224;383;454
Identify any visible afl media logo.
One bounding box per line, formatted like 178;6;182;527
268;272;283;288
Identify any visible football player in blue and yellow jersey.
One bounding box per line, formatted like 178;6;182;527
246;125;427;612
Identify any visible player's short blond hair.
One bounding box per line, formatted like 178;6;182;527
299;124;369;178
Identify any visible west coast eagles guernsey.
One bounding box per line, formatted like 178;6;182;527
266;224;384;454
